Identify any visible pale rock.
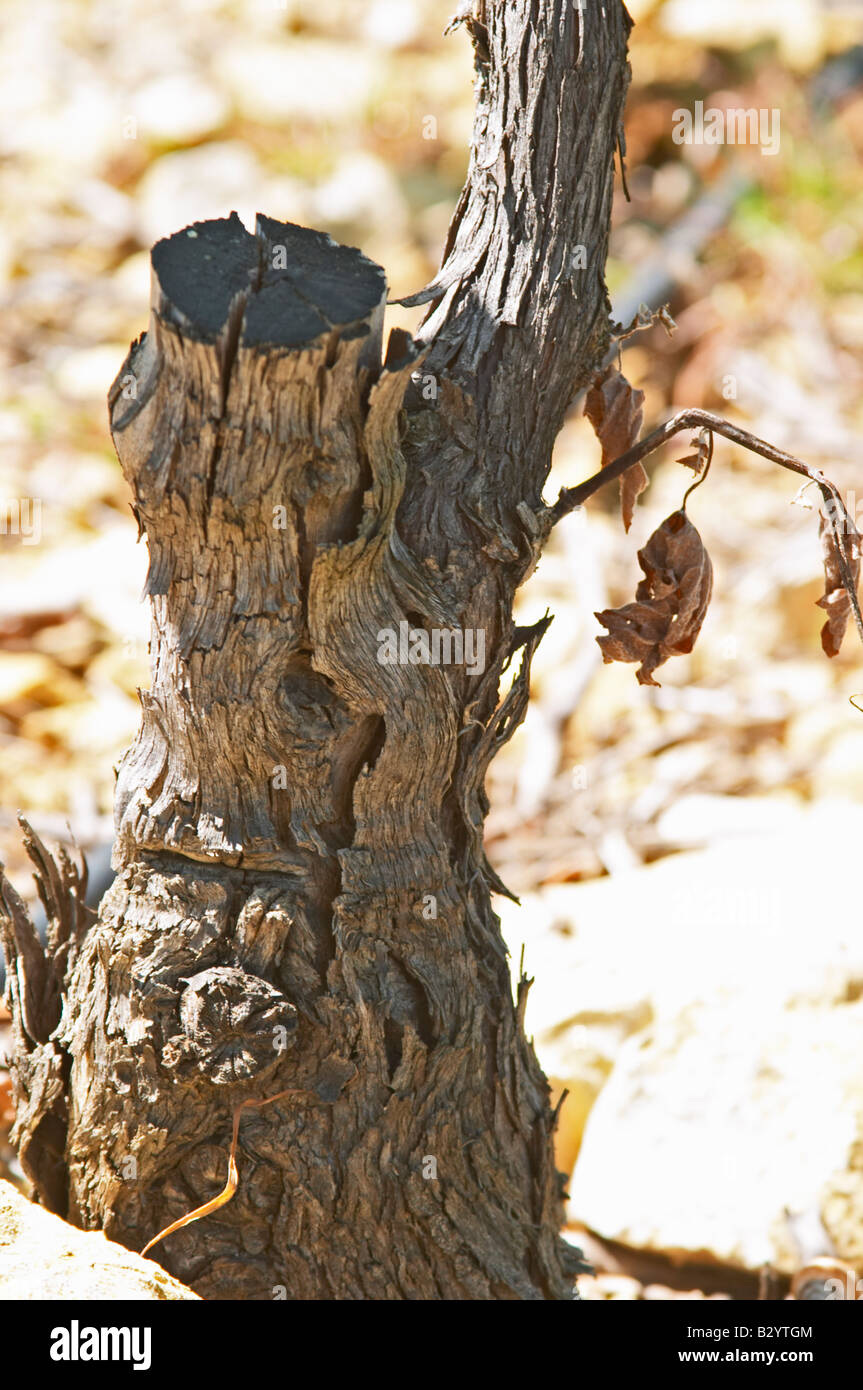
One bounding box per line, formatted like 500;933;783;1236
135;143;261;245
0;229;12;290
22;687;139;758
812;732;863;802
655;791;801;849
215;41;380;125
0;1180;199;1300
0;83;117;169
112;251;152;309
258;176;314;230
69;180;136;240
312;154;408;235
55;346;129;403
496;801;863;1271
0;411;27;445
0;653;58;707
134;73;229;144
594;1274;642;1300
0;526;148;643
572;1005;863;1272
625;0;663;19
829;293;863;351
660;0;824;71
363;0;421;49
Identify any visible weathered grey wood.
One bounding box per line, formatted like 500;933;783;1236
1;0;633;1299
0;820;91;1215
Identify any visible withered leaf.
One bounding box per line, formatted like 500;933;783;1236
595;509;714;687
584;365;648;533
817;509;862;657
676;429;711;475
619;459;650;536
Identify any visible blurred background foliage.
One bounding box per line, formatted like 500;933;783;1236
1;0;861;887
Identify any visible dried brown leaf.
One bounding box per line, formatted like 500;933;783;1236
584;366;648;532
817;509;862;657
619;460;650;535
595;509;714;686
676;429;711;475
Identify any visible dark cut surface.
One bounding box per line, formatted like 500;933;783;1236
151;212;258;341
150;211;387;350
242;276;332;349
250;214;386;348
255;214;386;324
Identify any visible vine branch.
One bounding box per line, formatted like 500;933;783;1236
549;408;863;649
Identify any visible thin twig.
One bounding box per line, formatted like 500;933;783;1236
681;429;713;510
140;1087;306;1258
549;408;863;649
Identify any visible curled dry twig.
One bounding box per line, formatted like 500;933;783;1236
141;1088;305;1258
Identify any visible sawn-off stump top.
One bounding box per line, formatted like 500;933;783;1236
150;211;388;350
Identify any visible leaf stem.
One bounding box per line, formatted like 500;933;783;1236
681;429;714;510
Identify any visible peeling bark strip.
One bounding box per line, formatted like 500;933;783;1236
0;820;92;1216
1;1;634;1299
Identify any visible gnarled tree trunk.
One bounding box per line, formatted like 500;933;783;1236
1;0;632;1299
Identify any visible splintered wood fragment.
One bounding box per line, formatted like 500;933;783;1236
141;1089;304;1257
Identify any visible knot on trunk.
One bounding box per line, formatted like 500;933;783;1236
162;965;297;1085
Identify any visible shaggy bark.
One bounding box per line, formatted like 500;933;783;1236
1;0;633;1299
